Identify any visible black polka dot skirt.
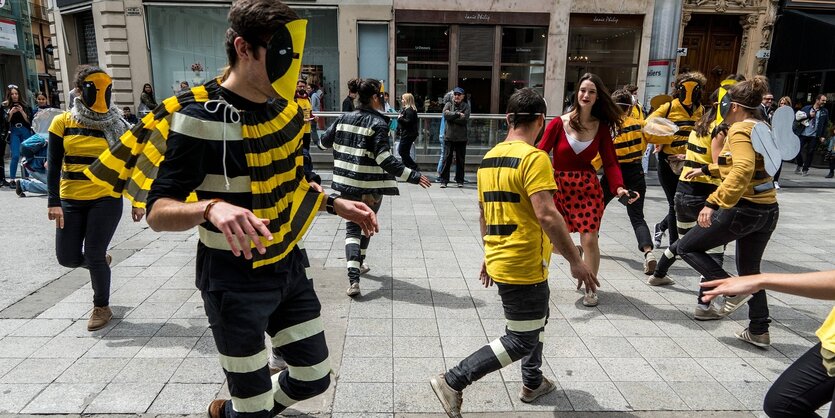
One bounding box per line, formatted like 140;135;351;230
553;170;603;234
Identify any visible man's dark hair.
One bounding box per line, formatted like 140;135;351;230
123;106;130;111
624;84;638;94
506;88;546;128
225;0;299;69
348;78;382;107
817;93;827;101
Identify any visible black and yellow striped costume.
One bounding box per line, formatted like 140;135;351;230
705;122;777;209
84;79;330;416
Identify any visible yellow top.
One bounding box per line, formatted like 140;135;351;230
612;116;647;164
630;103;645;123
647;100;703;155
706;121;777;209
49;112;114;201
679;124;721;186
478;140;557;285
817;307;835;353
296;96;312;134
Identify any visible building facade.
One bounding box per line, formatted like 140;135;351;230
1;0;53;107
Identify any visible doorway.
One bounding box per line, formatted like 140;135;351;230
679;14;742;101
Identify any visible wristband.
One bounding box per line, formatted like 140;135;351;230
203;198;223;221
326;193;341;215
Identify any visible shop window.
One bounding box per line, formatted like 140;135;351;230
294;8;339;111
75;10;97;65
396;24;450;62
565;14;643;108
358;23;389;87
499;26;546;111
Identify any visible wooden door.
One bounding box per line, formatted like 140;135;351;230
680;14;742;102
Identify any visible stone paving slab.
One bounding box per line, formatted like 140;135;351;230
0;183;832;416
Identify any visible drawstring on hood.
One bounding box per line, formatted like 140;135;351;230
203;99;241;191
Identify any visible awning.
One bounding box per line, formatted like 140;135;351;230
768;9;835;73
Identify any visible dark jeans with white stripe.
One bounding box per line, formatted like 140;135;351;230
202;268;330;418
343;193;382;283
601;162;651;251
654;192;724;277
445;281;549;391
56;197;123;307
677;202;779;334
656;153;680;245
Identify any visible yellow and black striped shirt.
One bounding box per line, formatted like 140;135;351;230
613;116;647;164
647;100;703;155
679;124;721;187
47;112;114;206
478;140;557;285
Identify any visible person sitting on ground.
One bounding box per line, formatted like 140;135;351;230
16;130;49;197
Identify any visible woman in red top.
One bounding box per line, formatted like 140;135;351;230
538;73;637;307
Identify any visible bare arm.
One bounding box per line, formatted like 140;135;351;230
146;198;213;232
702;271;835;302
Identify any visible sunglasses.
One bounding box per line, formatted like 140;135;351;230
7;84;18;89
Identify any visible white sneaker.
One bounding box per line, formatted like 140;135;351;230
359;263;370;275
582;291;599;307
647;275;674;286
774;181;781;190
643;251;657;275
346;281;361;297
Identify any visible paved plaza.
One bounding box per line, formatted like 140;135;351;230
0;169;834;417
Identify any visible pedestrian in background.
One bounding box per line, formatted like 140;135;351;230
397;92;419;170
34;92;54;116
179;81;190;92
342;81;357;112
46;65;142;331
537;72;634;307
138;83;157;116
2;85;34;186
439;86;470;188
794;94;829;176
437;89;453;180
122;107;138;125
320;78;431;297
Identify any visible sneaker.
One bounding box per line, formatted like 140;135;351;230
653;223;665;248
430;373;463;418
87;306;113;331
582;291;598;307
802;170;810;177
346;281;360;297
735;328;771;348
774;181;781;190
693;304;723;321
647;275;674;286
14;180;24;197
316;139;329;151
440;183;448;189
719;294;752;317
457;183;463;188
359;263;371;275
206;399;228;418
643;251;657;275
269;351;287;375
519;377;556;403
794;166;802;174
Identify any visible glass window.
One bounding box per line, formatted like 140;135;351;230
294;8;340;111
459;26;494;63
395;62;449;113
396;24;450;62
458;65;492;114
501;27;547;64
499;64;544;111
359;23;389;85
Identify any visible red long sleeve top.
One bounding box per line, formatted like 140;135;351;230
537;117;624;195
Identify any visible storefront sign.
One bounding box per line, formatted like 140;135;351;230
125;7;141;16
396;9;550;26
645;60;671;101
570;13;644;28
464;13;490;22
0;19;17;49
593;16;619;24
415;46;431;50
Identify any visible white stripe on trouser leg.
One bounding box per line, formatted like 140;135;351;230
706;246;724;255
489;338;513;367
505;317;546;333
360;249;367;256
676;220;696;230
347;260;360;269
345;237;361;246
231;390;274;413
272;371;299;407
539;331;545;342
288;357;331;382
270;317;324;348
663;248;675;259
218;348;269;373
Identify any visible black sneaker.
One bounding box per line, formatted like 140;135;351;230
14;180;24;197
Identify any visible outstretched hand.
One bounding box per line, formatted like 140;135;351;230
206;201;273;259
418;175;432;188
335;199;379;237
700;276;761;302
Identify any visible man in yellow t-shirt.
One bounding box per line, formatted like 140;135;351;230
430;88;597;418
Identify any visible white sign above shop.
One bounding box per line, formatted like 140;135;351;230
0;18;17;49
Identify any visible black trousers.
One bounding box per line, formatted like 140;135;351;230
0;137;5;181
654;191;724;278
398;135;419;170
602;162;652;251
656;153;680;244
56;197;123;307
764;342;835;417
343;193;382;282
677;202;779;334
799;135;819;172
202;270;330;418
446;281;549;391
440;140;467;184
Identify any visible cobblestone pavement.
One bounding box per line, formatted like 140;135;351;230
0;169;833;417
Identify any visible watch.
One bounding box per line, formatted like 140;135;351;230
326;193;341;215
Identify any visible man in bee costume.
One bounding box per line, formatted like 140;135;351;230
83;1;379;417
646;72;706;248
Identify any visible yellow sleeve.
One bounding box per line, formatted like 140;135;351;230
523;150;557;196
706;130;756;209
48;112;66;137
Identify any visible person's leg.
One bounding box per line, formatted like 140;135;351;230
764;342;835;417
773;164;782;182
23;170;47;194
8;127;25;179
803;136;818;172
444;282;549;391
437;136;445;175
56;200;88;270
623;165;652;252
579;232;600;277
83;198;123;307
600;174;615;208
267;270;331;413
202;289;279;418
398;137;418;170
440;140;454;184
342;194;363;284
656;156;680;243
734;206;778;335
828;156;835;177
0;138;6;184
795;138;807;172
454;142;467;184
357;194;383;267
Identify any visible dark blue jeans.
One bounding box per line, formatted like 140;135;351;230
764;342;835;417
56;197;123;307
677;202;779;334
656;153;680;244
